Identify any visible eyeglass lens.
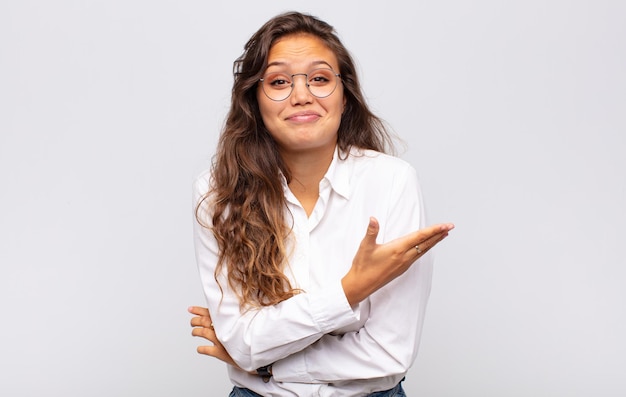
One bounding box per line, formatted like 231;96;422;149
261;68;339;101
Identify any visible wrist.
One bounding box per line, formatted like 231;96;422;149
341;275;357;306
342;272;371;306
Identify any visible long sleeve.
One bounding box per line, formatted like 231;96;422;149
192;149;435;395
192;172;361;372
271;157;433;383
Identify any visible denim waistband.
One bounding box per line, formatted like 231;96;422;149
229;378;406;397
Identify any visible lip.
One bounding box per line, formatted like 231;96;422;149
285;111;321;123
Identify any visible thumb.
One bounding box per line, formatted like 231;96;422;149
362;217;380;245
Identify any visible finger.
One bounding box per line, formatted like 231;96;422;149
409;228;451;258
197;344;236;366
361;217;380;246
191;326;218;343
197;344;221;357
424;226;452;245
401;223;454;249
188;307;213;329
190;315;213;328
417;223;454;241
188;306;210;316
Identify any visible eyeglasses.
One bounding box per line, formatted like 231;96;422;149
259;68;341;101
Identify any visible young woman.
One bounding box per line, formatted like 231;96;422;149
189;11;454;397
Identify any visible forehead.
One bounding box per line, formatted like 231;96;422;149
266;33;339;71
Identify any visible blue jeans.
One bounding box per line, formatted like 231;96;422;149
229;380;406;396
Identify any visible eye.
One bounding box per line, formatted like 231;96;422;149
311;76;329;83
308;69;334;86
270;78;288;87
264;73;291;89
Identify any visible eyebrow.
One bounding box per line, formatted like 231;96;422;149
265;60;334;70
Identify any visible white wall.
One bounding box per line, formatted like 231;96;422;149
1;1;624;396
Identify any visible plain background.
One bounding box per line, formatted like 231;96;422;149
1;0;625;396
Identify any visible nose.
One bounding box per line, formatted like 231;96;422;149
290;73;313;104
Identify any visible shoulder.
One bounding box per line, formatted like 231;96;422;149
193;168;212;197
344;147;417;179
192;168;215;218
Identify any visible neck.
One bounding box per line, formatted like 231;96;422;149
280;145;335;215
283;146;334;187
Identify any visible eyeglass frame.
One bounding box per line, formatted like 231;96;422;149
258;68;342;102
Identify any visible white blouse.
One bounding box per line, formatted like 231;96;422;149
193;147;434;397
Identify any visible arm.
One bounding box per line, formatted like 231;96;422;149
191;222;447;376
271;163;446;382
192;173;360;371
191;167;452;374
273;255;433;382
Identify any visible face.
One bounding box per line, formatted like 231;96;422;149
257;34;345;157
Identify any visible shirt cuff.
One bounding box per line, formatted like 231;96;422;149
273;279;360;383
310;278;360;332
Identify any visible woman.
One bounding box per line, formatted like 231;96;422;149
189;11;453;397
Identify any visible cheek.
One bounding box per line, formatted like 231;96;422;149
332;88;346;114
257;95;277;124
326;96;346;117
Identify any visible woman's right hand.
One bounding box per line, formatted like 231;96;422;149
342;217;454;306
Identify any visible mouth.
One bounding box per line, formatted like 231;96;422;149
285;111;321;123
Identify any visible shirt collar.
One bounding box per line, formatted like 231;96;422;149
322;146;352;200
279;146;353;203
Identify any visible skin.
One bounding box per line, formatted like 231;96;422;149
190;33;455;368
257;33;346;216
190;220;454;367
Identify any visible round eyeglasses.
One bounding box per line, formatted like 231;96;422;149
259;68;341;101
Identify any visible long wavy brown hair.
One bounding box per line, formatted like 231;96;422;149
197;11;396;309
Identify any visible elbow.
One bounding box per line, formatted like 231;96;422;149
224;343;269;372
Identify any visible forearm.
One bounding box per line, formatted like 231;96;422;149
205;274;361;371
273;255;433;383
